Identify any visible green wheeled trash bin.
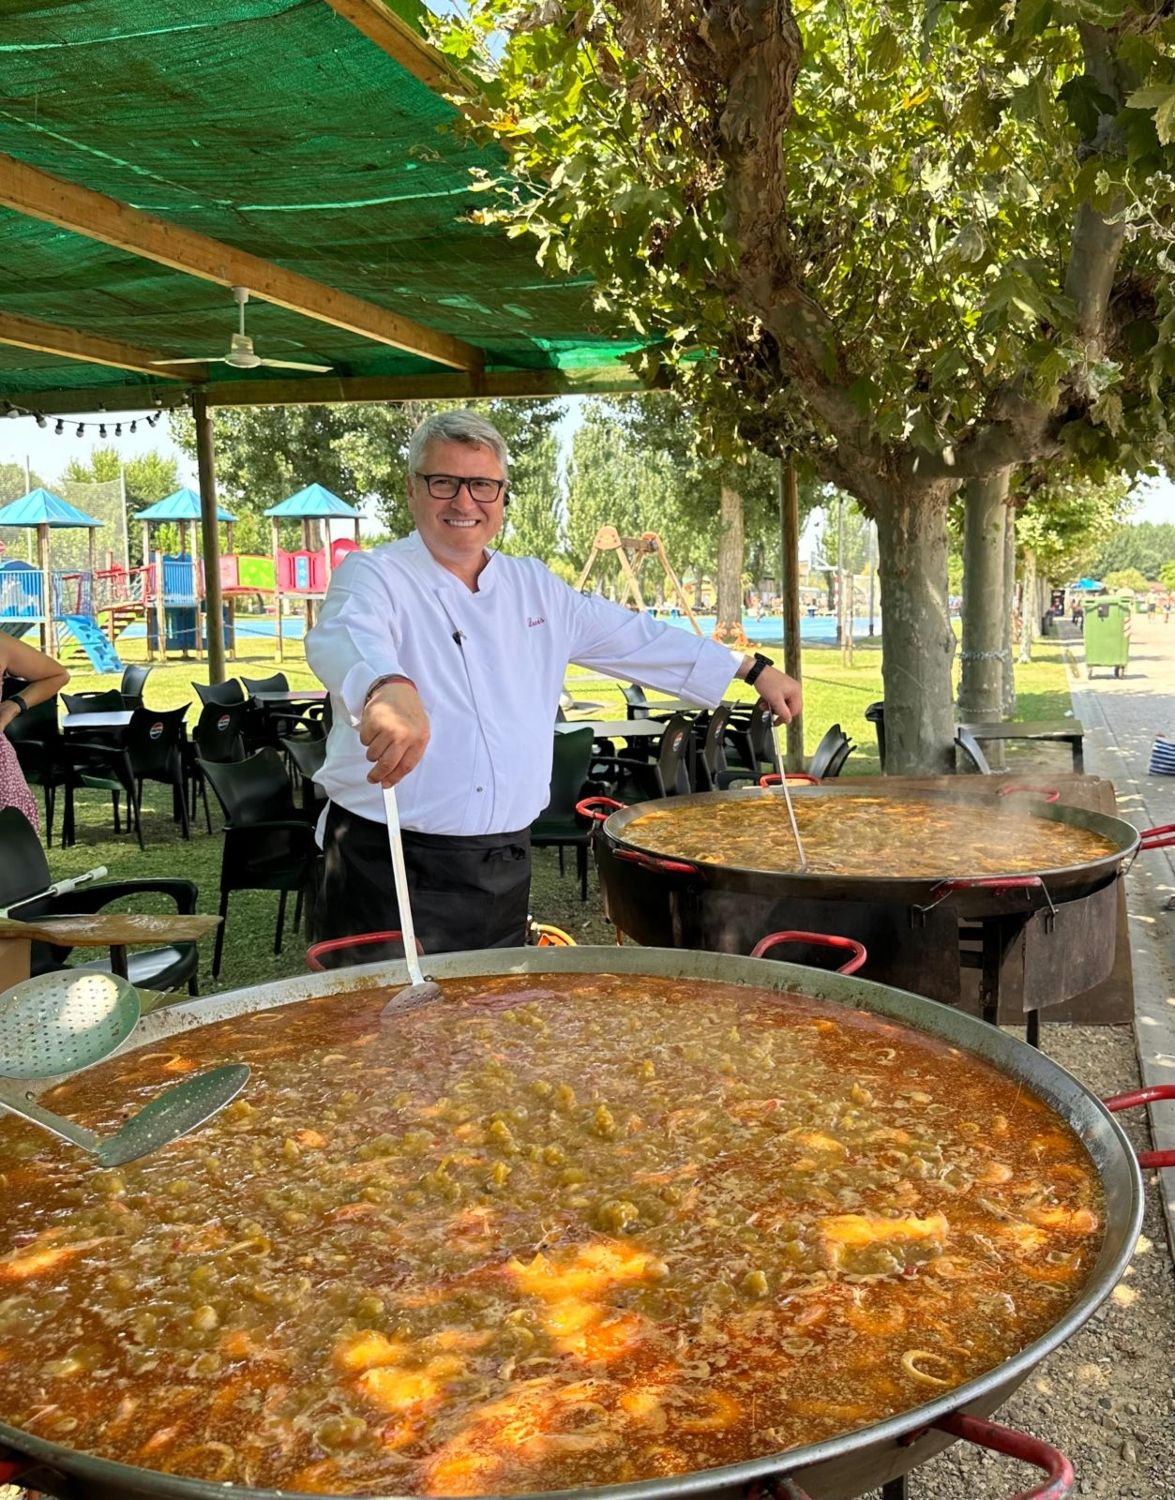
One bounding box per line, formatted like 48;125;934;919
1082;595;1132;678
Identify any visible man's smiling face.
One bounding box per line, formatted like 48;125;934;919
408;439;507;580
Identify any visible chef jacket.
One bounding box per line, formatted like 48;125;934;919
305;531;741;834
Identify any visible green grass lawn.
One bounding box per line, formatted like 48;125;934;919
39;629;1074;996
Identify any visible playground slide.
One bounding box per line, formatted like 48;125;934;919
57;614;123;674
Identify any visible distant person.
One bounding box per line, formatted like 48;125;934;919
1164;601;1171;625
1072;605;1085;629
0;634;69;833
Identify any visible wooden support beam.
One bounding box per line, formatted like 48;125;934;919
0;153;482;372
0;363;648;415
0;310;198;379
193;391;226;685
321;0;470;98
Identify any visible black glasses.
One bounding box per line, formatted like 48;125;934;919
415;473;507;503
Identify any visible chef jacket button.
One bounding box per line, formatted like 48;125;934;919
476;786;483;792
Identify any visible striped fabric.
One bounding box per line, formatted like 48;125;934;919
1150;736;1175;776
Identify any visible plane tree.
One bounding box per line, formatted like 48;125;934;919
437;0;1175;770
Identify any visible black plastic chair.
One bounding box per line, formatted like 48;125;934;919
241;672;289;696
198;749;318;977
120;663;154;709
808;723;856;780
193;679;246;708
186;701;249;832
63;733;141;848
281;734;327;816
717;705;781;787
532;728;595;899
3;688;71;846
62;688;124;715
591;712;693;801
621;683;651;719
865;701;887;771
955;726;993;774
0;807;201;994
693;705;733;791
127;705;191;841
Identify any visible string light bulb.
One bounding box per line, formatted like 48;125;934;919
76;424;85;437
130;421;137;433
35;413;47;428
114;423;122;436
54;420;64;435
98;423;107;438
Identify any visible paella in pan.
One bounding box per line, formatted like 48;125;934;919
623;792;1118;878
0;968;1104;1495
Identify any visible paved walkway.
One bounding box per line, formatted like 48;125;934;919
1066;613;1175;1248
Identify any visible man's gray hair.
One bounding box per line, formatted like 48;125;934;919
407;410;509;475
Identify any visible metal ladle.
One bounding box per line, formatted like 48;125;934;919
0;970;172;1080
0;1064;250;1167
774;725;809;872
381;785;442;1011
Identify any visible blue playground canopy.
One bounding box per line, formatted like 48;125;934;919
1070;577;1104;591
264;484;360;519
0;487;101;528
136;488;237;524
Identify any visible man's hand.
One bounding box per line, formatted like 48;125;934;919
751;664;803;726
360;683;430;787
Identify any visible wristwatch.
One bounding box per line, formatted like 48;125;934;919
8;693;28;716
743;652;774;689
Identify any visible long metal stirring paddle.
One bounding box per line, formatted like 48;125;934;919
774;723;809;872
381;785;442;1011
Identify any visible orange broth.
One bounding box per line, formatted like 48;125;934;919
0;974;1101;1493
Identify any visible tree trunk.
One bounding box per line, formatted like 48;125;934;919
957;469;1010;723
1019;548;1037;664
1002;508;1017;716
713;480;748;646
877;488;957;775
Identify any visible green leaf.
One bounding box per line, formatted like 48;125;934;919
1058;76;1117;139
1125;85;1175;111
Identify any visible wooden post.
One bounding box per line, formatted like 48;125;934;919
272;517;284;664
141;521;152;658
153;548;167;660
225;521;237;661
190;520;203;663
193;392;226;683
37;523;54;657
780;459;804;772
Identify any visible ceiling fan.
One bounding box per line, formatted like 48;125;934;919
153;286;333;372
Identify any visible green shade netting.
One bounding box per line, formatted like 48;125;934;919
0;1;643;404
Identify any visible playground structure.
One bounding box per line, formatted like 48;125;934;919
0;488;122;671
0;482;368;670
574;527;702;634
263;485;362;662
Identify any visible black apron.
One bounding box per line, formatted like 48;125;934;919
317;800;531;960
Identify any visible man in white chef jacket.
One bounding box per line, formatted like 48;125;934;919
305;410;802;955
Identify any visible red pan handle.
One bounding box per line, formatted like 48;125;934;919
305;931;422;972
1104;1084;1175;1169
999;785;1060;803
576;796;626;823
1139;823;1175;851
931;1413;1073;1498
933;875;1043;894
612;847;700;878
0;1451;33;1485
758;772;820;788
751;930;868;975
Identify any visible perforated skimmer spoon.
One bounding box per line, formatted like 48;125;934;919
380;785;442;1013
0;970;171;1080
0;1064;250;1167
